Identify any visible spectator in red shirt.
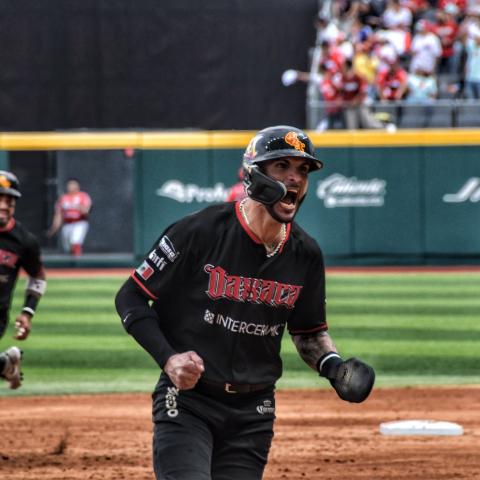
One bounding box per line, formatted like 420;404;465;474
286;61;346;131
375;58;408;126
47;178;92;256
336;59;387;129
291;40;344;93
318;40;345;75
376;58;409;100
432;6;460;76
317;64;346;130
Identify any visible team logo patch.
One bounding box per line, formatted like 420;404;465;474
136;261;154;280
284;131;305;152
0;175;11;189
256;399;275;415
204;309;215;324
159;236;179;262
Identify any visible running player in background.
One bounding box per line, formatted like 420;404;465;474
0;171;47;389
115;126;375;480
48;178;92;256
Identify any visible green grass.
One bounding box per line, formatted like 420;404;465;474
1;272;479;396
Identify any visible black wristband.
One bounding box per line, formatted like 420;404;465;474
316;352;343;379
22;294;40;317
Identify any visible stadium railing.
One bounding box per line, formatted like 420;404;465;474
306;99;480;130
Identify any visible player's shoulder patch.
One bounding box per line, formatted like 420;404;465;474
158;235;180;263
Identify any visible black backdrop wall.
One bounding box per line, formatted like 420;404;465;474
0;0;318;131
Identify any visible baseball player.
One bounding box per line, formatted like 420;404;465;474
47;178;92;256
115;126;375;480
0;171;47;389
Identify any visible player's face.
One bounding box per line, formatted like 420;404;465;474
0;194;16;227
66;180;80;194
263;157;309;223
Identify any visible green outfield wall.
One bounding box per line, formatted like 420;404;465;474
2;129;479;265
133;130;480;265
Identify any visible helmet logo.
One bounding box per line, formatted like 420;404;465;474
285;131;305;152
244;135;262;159
0;175;11;189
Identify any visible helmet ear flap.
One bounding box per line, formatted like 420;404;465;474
243;164;286;205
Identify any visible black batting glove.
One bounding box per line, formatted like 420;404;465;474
317;352;375;403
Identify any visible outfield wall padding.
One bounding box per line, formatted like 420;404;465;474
2;129;479;266
134;132;480;265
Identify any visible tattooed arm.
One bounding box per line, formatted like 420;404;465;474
293;331;375;403
292;331;338;371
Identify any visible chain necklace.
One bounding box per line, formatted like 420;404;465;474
239;199;287;258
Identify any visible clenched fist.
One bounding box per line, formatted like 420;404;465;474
14;313;32;340
164;351;205;390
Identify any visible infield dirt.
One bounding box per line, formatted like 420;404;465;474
1;386;479;479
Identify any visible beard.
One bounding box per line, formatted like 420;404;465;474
265;193;306;224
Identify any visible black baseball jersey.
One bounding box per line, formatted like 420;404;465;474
132;201;327;385
0;219;44;309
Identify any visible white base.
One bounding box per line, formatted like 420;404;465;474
379;420;464;436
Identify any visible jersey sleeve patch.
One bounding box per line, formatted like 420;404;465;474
158;235;180;262
131;230;186;300
136;260;154;280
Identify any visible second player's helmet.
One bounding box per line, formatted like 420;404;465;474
242;125;323;205
0;170;21;198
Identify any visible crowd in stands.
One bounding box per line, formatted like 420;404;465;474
286;0;480;129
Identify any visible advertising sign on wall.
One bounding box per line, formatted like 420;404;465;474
135;139;480;265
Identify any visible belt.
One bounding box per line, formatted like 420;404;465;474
196;378;274;395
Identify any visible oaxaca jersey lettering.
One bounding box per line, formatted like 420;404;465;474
0;219;44;308
132;202;327;385
56;191;92;223
204;264;302;309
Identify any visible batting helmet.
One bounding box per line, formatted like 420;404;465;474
242;126;323;205
0;170;21;198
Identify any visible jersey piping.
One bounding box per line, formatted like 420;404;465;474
131;273;158;300
289;324;327;335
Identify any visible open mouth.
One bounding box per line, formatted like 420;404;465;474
281;189;298;206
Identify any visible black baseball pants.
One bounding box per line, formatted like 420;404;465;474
152;374;275;480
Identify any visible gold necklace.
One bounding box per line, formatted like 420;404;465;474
239;199;287;257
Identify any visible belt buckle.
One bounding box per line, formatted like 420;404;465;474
225;383;237;394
